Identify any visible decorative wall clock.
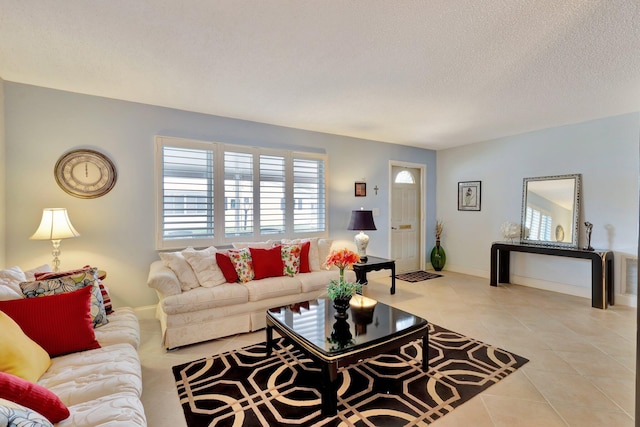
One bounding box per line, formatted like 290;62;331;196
54;149;117;198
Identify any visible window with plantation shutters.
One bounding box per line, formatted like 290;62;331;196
155;136;327;249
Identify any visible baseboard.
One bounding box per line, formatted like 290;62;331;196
132;305;157;319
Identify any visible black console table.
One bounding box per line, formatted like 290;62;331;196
490;242;614;309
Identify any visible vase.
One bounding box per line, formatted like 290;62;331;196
430;240;446;271
332;296;352;319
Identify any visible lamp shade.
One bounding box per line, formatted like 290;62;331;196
30;208;80;240
347;210;377;231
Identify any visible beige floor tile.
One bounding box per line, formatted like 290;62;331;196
554;405;634;427
137;271;637;426
481;395;567;427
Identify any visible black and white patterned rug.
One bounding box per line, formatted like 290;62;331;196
172;323;528;426
395;270;443;282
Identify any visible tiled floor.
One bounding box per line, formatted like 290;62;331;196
138;271;636;426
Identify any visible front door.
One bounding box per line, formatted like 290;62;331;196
390;165;422;273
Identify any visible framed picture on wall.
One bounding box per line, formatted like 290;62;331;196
355;182;366;197
458;181;481;211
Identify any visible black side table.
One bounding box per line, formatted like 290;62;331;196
353;256;396;294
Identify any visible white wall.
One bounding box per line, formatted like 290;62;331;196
437;113;640;304
0;78;5;266
3;83;436;308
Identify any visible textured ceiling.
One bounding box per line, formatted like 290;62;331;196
1;1;639;150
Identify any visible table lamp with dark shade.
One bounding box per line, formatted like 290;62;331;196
347;209;377;261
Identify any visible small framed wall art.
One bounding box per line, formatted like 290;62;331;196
458;181;481;211
355;182;367;197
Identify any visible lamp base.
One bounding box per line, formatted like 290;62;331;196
354;231;369;260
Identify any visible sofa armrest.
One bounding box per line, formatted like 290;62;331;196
147;261;181;297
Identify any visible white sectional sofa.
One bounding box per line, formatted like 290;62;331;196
147;238;356;349
0;264;146;426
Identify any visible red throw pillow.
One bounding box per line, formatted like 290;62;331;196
250;246;284;280
299;241;311;273
0;372;70;423
0;286;100;357
216;252;239;283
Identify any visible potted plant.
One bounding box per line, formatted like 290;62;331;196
325;249;362;318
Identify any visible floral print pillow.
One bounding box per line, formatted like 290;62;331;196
228;248;254;283
280;244;301;277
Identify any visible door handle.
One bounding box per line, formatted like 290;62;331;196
391;227;398;230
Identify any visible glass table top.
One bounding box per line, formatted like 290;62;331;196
267;296;428;356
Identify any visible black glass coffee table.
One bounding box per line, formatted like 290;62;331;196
266;297;429;416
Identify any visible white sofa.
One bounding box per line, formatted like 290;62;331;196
41;307;147;426
147;238;356;349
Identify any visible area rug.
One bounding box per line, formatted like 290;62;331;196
395;270;442;282
172;323;528;426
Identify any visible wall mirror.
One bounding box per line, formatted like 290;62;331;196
520;174;581;248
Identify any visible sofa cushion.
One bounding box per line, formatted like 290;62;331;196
182;246;227;288
216;252;239;283
56;392;147;427
0;397;54;427
0;372;70;423
0;311;51;383
161;283;249;315
159;250;200;291
299;241;311;273
318;239;334;269
0;266;26;296
0;285;21;301
33;267;113;314
23;265;52;281
228;248;254;283
20;268;108;328
231;241;274;249
0;286;100;357
243;275;302;301
279;244;301;276
98;282;114;314
282;237;321;271
38;343;142;406
93;307;141;349
250;246;284;280
147;261;182;296
297;269;357;293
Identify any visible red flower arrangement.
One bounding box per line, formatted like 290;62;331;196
325;249;362;300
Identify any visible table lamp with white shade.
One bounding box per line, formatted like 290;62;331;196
30;208;80;272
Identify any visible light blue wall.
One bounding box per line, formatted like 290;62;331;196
437;112;640;304
3;82;436;307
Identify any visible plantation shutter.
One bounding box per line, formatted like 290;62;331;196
161;146;214;241
293;156;326;233
259;155;286;235
224;151;254;237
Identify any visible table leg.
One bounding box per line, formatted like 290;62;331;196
390;262;396;295
422;330;429;371
320;362;338;416
266;325;273;356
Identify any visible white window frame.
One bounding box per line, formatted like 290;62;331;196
155;136;328;250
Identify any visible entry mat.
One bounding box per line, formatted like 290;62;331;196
395;270;443;282
172;323;528;426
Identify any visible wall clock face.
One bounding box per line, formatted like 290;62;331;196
54;149;117;198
